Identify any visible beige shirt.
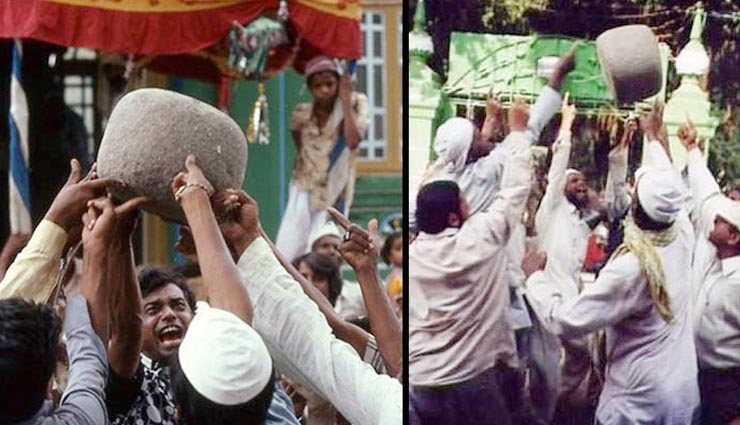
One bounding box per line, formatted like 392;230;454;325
687;148;740;369
409;132;533;386
290;92;369;211
0;219;67;303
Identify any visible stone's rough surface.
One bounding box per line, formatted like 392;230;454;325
97;88;248;223
596;25;662;104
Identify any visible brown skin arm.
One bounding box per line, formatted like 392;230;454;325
80;197;118;344
338;74;363;150
174;155;253;324
640;101;672;160
213;189;372;358
291;129;302;152
107;197;150;379
480;89;503;143
45;160;125;247
547;45;577;92
328;208;402;377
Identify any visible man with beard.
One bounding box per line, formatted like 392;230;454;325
523;104;700;424
532;96;633;423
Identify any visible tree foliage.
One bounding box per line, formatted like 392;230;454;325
409;0;740;186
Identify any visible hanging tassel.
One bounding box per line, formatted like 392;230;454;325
278;0;289;22
248;82;270;144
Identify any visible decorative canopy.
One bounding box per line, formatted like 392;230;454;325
0;0;362;79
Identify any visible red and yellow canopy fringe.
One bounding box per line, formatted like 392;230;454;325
0;0;362;79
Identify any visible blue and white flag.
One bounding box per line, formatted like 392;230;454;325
8;39;31;233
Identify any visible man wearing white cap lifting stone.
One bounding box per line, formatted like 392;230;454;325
523;104;700;424
680;119;740;424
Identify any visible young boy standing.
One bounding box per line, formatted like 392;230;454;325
276;56;369;262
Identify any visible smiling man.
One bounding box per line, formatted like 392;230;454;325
106;265;299;425
105;267;197;424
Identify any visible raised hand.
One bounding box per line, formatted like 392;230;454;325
339;73;353;105
560;92;577;130
212;188;261;255
677;118;699;151
83;195;150;247
327;207;378;272
508;98;530;132
557;44;578;76
45;160;125;244
522;249;547;280
111;196;151;241
82;196;117;248
609;117;637;158
485;88;503;120
481;88;504;143
640;101;669;150
171;155;215;202
549;43;579;91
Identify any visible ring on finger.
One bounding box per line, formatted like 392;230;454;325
343;231;351;242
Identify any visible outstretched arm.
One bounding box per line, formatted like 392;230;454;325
480;90;503;144
525;46;576;140
52;196;120;425
328;208;402;377
605;117;635;220
213;189;373;359
107;197;150;380
535;94;576;238
174;155;253;324
237;237;402;424
0;161;123;303
216;189;401;424
339;75;368;150
523;250;643;339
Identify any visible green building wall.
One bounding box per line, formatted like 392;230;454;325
165;71;312;263
163;72;402;267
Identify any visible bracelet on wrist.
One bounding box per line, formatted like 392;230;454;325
174;183;212;203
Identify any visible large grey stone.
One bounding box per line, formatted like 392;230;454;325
596;25;662;104
97;88;247;223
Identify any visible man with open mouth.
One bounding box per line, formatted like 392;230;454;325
105;266;298;424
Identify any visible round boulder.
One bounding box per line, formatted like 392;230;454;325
97;88;248;223
596;25;662;104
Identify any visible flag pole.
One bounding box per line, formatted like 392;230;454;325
8;39;32;234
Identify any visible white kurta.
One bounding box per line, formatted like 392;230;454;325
534;129;590;297
237;238;401;425
526;140;700;424
687;148;740;370
409;132;533;387
409;85;561;229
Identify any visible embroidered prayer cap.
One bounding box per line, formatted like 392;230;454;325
309;221;343;250
635;166;685;224
305;56;340;79
432;117;475;174
178;305;272;405
715;197;740;230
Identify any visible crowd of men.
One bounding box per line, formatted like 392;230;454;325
409;48;740;425
0;55;402;425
